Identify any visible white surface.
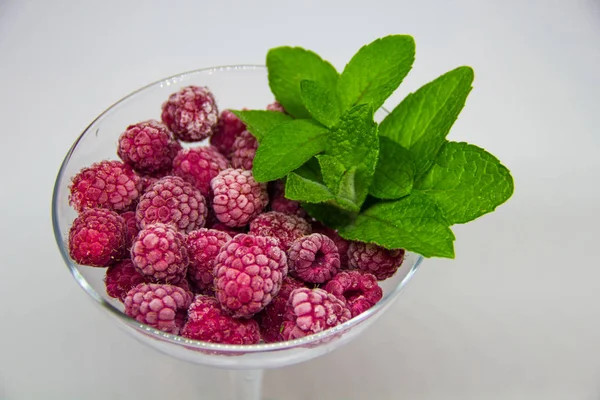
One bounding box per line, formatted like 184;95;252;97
0;0;599;399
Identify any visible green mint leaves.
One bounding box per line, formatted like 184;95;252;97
238;35;513;259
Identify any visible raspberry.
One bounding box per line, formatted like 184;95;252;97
324;270;382;317
124;283;192;334
117;120;181;174
136;176;207;233
287;234;340;283
249;211;311;251
269;180;306;217
266;101;286;113
172;146;229;197
281;287;351;340
161;86;218;142
120;211;139;250
131;223;189;284
311;221;350;268
257;276;305;343
214;234;287;318
210;110;246;157
209;222;245;237
69;160;142;212
105;259;147;301
211;168;268;227
186;229;232;290
231;130;258;170
68;208;125;267
347;242;405;280
181;295;260;344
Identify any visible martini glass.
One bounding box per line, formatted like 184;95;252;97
52;65;423;400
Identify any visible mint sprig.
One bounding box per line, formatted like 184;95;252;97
238;35;514;259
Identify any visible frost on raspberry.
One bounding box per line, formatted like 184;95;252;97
211;168;268;228
136;176;207;233
347;242;405;280
69;160;142;212
68;208;126;267
324;270;382;317
131;223;189;284
181;295;260;344
256;276;305;343
288;233;340;283
266;101;286;113
311;221;350;268
231;130;258;170
172;146;229;197
105;258;147;301
161;86;219;142
210;110;246;157
214;234;288;318
124;283;192;334
249;211;311;251
186;229;232;291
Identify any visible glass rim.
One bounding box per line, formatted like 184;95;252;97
51;64;424;353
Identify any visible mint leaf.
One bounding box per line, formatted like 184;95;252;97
231;110;292;142
414;141;514;224
252;119;329;182
285;172;335;203
316;155;360;212
302;203;356;230
370;137;415;199
300;80;342;128
379;66;474;177
337;35;415;111
339;192;455;258
267;47;339;119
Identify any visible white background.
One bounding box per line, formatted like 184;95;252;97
1;0;599;399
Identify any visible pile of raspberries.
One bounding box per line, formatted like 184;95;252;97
67;86;405;345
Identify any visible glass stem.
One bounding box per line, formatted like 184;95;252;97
227;369;264;400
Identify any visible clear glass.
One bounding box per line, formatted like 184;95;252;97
51;65;423;399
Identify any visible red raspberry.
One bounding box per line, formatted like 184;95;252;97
172;146;229;197
268;180;306;217
181;295;260;344
324;270;382;317
124;283;192;334
210;110;246;157
105;259;147;301
131;223;189;284
161;86;218;142
231;130;258;170
288;234;340;283
249;211;311;251
68;208;125;267
257;276;305;343
281;287;351;340
136;176;207;233
347;242;405;280
311;221;350;268
266;101;286;113
120;211;139;250
214;234;287;318
69;160;142;212
211;168;268;227
209;222;245;237
186;229;232;290
117;120;181;174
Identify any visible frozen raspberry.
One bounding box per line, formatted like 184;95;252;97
231;130;258;170
186;229;232;290
210;110;246;157
172;146;229;197
105;259;147;301
257;276;305;343
281;287;351;340
311;221;350;268
214;234;287;318
69;160;142;212
120;211;139;250
269;180;306;217
68;208;125;267
267;101;286;113
347;242;405;280
287;234;340;283
209;222;246;237
161;86;218;142
249;211;311;251
136;176;207;233
124;283;192;334
211;168;268;228
117;120;181;174
131;223;189;284
182;295;260;344
324;270;382;317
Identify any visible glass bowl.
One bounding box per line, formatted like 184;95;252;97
51;65;423;399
